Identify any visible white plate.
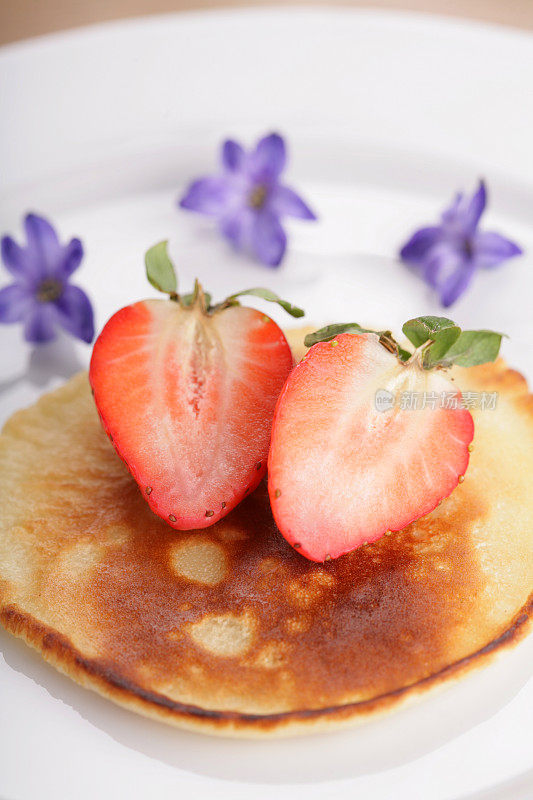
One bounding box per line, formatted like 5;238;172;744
0;9;532;800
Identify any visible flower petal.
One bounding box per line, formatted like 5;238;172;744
463;180;487;234
399;226;444;265
219;211;250;249
441;192;464;227
270;185;317;220
57;237;84;279
24;303;58;343
422;241;465;289
222;139;245;172
1;236;41;285
54;284;95;343
24;213;63;278
439;262;477;307
248;133;286;183
441;181;486;235
179;176;235;217
251;210;287;267
472;230;522;269
0;283;33;323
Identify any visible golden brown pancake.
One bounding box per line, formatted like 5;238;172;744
0;329;532;737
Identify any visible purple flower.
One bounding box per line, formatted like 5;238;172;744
179;132;317;267
399;180;522;306
0;213;94;344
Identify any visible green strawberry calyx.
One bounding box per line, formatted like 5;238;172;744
145;241;304;318
304;316;505;370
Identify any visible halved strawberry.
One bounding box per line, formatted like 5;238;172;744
268;331;475;562
90;243;300;530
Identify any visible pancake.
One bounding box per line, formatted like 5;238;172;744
0;329;532;737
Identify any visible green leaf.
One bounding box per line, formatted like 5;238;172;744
145;241;177;295
402;316;456;348
441;330;503;367
303;323;406;355
398;346;412;362
304;323;375;347
422;326;461;368
226;288;304;318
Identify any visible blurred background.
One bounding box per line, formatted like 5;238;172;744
2;0;533;43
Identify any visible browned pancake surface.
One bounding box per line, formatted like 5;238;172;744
0;337;532;736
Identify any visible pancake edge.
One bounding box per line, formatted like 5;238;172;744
1;596;531;738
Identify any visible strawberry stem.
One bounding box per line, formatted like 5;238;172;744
178;280;213;314
195;280;209;314
405;341;432;369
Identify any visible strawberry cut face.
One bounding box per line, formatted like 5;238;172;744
268;333;474;562
90;299;293;529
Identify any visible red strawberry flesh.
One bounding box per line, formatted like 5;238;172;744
268;333;474;561
90;299;293;529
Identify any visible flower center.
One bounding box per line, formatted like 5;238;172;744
463;238;474;259
36;278;63;303
248;184;268;209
